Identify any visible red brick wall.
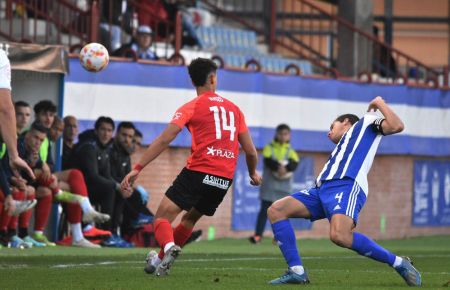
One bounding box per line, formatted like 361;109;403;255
132;148;450;240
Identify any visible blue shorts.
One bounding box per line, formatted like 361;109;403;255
291;178;366;224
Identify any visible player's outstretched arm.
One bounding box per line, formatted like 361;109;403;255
0;89;19;159
121;124;181;190
0;89;35;180
368;96;404;135
238;131;262;186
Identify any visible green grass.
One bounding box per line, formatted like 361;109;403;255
1;236;449;289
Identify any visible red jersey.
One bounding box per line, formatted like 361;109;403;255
170;91;248;179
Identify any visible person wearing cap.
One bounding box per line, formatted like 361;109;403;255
113;25;159;60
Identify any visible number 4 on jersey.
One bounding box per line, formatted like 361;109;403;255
335;192;343;204
210;106;236;141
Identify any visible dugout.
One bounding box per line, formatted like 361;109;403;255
3;41;68;241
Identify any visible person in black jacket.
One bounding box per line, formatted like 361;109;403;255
108;121;136;247
70;117;131;237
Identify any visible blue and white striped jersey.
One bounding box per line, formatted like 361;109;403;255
316;113;384;195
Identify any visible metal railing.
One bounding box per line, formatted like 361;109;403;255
199;0;448;88
0;0;182;61
1;0;97;50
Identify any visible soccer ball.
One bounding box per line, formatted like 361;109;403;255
79;43;109;72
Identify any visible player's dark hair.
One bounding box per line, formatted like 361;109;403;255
117;121;136;132
134;129;143;138
33;100;57;114
336;114;360;125
95;116;115;130
276;124;291;132
14;101;30;109
274;123;291;143
30;121;49;134
188;58;218;87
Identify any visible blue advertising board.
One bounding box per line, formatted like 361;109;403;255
413;160;450;226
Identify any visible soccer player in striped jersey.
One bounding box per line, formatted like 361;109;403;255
267;96;422;286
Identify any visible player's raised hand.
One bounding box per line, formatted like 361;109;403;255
368;96;385;112
121;169;140;192
9;156;35;180
249;171;262;186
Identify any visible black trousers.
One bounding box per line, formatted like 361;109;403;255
254;199;273;237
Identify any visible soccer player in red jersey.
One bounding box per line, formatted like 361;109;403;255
122;58;262;276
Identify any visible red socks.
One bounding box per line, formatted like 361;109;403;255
0;191;25;231
34;194;52;231
7;191;25;232
66;169;88;224
154;218;174;258
158;223;193;259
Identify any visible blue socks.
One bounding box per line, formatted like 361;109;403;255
272;221;396;268
271;220;302;267
352;232;396;266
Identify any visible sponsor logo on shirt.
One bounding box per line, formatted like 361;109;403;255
206;146;235;159
172;112;182;120
208;96;223;102
202;174;230;189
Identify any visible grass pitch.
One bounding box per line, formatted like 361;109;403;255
1;235;449;289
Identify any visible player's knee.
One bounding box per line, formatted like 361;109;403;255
329;229;351;248
70;169;83;179
267;202;284;222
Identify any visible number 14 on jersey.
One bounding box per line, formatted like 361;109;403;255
210;106;236;141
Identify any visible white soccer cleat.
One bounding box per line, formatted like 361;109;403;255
82;209;110;224
144;250;160;274
155;245;181;277
72;238;101;248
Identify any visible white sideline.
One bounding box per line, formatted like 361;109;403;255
8;253;445;275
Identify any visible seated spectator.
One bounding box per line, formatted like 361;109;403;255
114;25;159;60
16;122;107;248
14;101;32;135
69;117;131;246
33;101;111;246
107;122;136;247
132;129;144;152
138;0;168;34
33;100;57;171
162;0;203;48
48;116;64;143
62;116;79;170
